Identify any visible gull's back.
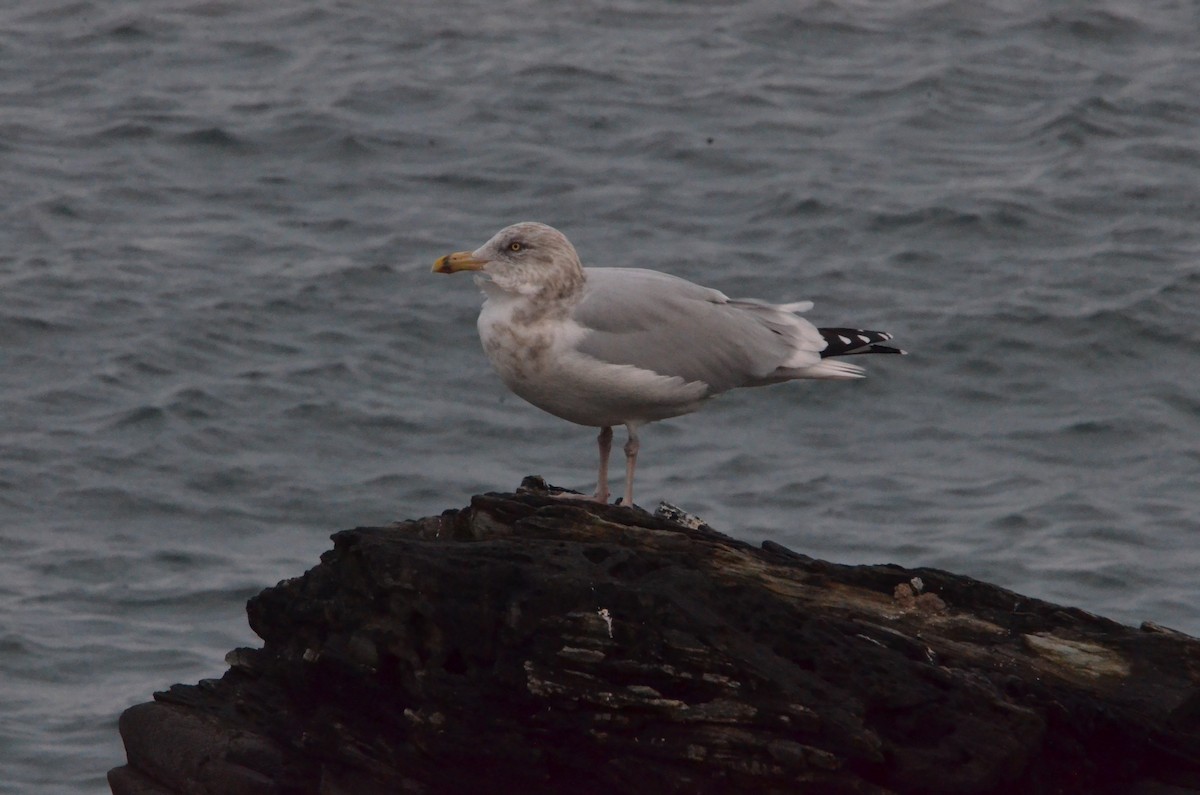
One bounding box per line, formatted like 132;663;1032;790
572;267;827;394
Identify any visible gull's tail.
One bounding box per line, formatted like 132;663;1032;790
818;328;905;358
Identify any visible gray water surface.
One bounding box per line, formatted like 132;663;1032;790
3;2;1199;792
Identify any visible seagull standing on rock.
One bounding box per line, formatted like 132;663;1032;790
433;222;903;508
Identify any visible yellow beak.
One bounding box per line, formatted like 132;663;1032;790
432;251;487;274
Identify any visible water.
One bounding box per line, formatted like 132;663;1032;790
2;1;1199;791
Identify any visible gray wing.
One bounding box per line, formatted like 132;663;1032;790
572;267;823;394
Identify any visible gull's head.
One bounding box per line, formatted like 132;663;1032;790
433;222;584;297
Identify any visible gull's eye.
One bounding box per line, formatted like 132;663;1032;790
508;241;523;252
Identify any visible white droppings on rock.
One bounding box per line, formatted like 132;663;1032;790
597;607;614;638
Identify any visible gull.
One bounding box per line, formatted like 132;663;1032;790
433;222;902;507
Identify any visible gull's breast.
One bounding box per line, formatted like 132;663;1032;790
478;300;709;427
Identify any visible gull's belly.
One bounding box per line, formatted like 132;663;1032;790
478;312;709;428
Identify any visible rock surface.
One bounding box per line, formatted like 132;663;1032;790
109;479;1200;794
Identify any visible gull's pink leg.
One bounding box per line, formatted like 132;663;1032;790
621;424;640;507
594;425;613;503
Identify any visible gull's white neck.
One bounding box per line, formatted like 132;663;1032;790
475;269;586;307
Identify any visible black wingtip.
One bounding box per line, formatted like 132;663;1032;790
817;327;904;358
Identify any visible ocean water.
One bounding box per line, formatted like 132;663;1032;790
2;1;1199;791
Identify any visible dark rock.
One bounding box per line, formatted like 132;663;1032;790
110;479;1200;794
